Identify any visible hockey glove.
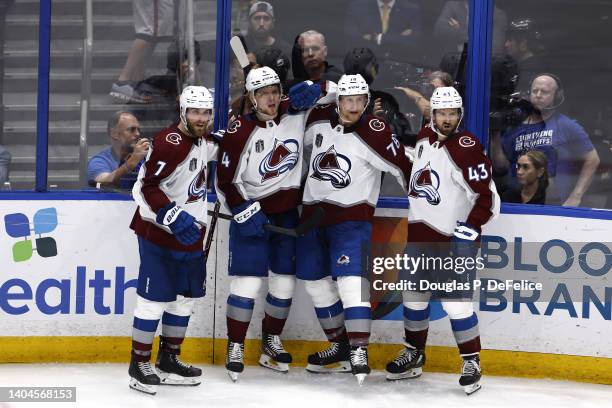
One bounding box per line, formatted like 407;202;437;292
450;221;479;261
156;202;201;246
288;81;321;110
231;200;269;237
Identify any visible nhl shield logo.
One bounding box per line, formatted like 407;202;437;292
255;140;264;153
189;158;198;172
315;133;323;148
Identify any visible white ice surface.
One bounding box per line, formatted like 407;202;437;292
0;364;610;408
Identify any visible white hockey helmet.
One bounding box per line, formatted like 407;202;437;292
430;86;464;135
180;85;213;128
337;74;369;99
245;66;281;94
336;74;370;122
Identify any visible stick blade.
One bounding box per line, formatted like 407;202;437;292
230;35;250;69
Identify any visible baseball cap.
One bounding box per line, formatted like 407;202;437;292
249;1;274;18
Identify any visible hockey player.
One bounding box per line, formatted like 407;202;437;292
127;86;219;395
216;66;334;381
385;87;500;395
297;74;413;385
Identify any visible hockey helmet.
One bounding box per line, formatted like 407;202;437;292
430;86;463;135
245;66;281;94
179;85;213;129
343;47;378;85
255;46;290;84
336;74;370;123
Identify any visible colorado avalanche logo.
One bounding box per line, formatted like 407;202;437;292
408;162;441;205
310;145;352;189
186;166;207;203
258;138;300;182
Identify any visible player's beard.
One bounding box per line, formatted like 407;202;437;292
187;120;207;138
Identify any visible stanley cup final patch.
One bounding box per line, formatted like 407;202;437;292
315;133;323;148
255;140;264;153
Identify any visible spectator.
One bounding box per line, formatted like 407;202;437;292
0;145;10;186
243;1;291;59
228;45;292;123
433;0;507;56
502;150;548;204
88;111;150;188
499;74;600;206
504;18;548;94
110;0;175;104
395;70;454;123
344;0;422;59
290;30;343;86
255;45;291;88
343;47;413;145
137;40;203;102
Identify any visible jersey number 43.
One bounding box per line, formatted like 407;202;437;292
468;163;488;181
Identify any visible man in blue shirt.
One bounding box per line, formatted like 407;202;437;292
88;111;150;188
500;74;600;206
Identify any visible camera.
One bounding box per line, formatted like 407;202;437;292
490;92;535;130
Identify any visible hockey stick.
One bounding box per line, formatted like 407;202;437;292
207;206;325;237
203;200;221;261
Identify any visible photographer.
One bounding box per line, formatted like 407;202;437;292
87;111;149;188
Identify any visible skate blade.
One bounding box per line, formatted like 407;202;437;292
464;382;482;395
129;378;157;395
386;367;422;381
306;361;352;374
355;373;367;386
227;371;240;382
158;372;201;386
258;354;289;373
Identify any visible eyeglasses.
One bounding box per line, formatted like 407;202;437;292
126;126;141;133
302;46;322;55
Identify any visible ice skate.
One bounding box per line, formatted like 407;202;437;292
259;333;292;373
349;346;370;385
128;358;160;395
156;341;202;386
226;341;244;382
385;343;425;381
459;354;482;395
306;342;351;373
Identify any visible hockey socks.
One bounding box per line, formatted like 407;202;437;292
226;294;255;343
262;294;292;335
450;312;481;355
344;306;371;347
314;300;348;343
403;304;430;349
132;316;160;362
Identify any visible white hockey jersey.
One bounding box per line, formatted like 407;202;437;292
131;123;218;251
407;125;500;241
302;104;412;226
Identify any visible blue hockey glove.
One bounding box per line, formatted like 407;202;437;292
231;200;269;237
450;221;479;261
288;80;321;110
156;202;201;246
